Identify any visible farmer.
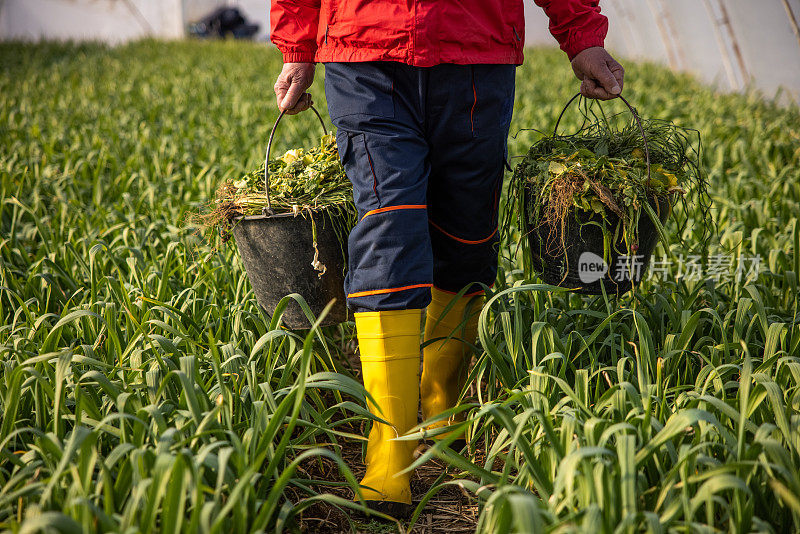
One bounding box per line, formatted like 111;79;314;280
270;0;624;518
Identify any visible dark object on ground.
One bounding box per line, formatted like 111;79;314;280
188;7;259;40
233;209;348;328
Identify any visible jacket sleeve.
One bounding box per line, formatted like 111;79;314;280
270;0;321;63
534;0;608;60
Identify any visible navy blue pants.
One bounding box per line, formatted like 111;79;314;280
325;62;515;312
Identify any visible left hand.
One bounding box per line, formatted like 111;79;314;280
571;47;625;100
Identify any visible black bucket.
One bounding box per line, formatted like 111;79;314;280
524;93;672;295
231;106;349;328
232;210;348;328
525;191;670;294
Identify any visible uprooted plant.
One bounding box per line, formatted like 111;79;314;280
200;133;356;229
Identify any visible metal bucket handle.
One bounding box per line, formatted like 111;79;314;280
553;92;651;182
262;104;329;215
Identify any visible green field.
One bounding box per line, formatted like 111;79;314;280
1;40;799;533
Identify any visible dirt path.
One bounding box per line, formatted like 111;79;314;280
295;438;480;533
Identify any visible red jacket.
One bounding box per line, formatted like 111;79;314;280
270;0;608;67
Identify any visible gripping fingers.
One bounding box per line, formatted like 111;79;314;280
283;92;313;115
573;48;624;101
280;79;309;113
581;78;615;101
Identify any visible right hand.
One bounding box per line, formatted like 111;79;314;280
273;62;316;114
570;47;624;101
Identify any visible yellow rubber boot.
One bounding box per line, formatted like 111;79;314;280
420;288;482;442
354;309;421;515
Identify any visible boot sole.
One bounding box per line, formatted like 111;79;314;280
362;500;412;520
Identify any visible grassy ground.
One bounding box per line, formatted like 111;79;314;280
1;39;799;533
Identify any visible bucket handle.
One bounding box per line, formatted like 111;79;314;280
263;104;329;215
552;93;651;182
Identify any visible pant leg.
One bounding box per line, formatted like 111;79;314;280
324;62;433;312
425;64;516;295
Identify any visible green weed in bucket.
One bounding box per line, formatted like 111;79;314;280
198;107;357;275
